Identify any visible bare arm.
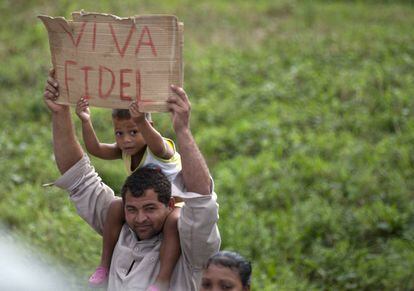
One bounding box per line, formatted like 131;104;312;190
167;85;211;195
43;69;83;174
169;86;220;269
76;98;122;160
45;70;116;236
129;102;174;159
81;119;121;160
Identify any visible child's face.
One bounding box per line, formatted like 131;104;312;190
113;117;146;155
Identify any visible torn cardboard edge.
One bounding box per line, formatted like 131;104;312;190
39;11;184;112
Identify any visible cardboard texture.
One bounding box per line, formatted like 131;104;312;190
39;11;184;112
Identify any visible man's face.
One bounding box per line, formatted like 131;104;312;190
124;189;172;240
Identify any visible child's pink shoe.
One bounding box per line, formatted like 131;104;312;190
88;266;109;287
147;284;170;291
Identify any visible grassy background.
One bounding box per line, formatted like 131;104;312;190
1;0;414;290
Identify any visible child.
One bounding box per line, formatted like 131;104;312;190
76;97;182;291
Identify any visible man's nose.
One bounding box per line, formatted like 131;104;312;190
135;211;147;223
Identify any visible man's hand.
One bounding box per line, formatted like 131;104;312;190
129;101;146;124
167;85;191;133
167;85;211;195
43;68;67;113
76;97;91;123
43;69;83;174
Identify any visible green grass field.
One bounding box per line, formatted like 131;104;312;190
1;0;414;289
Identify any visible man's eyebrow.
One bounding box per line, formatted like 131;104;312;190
142;202;158;207
125;202;158;209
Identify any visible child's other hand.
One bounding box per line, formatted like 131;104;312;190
76;97;91;122
129;101;145;124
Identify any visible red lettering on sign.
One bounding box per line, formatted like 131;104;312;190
62;63;142;103
135;26;157;56
109;23;135;58
81;66;93;98
120;69;133;101
64;60;77;99
99;66;115;99
60;21;87;47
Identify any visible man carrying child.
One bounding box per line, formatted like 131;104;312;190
43;69;221;290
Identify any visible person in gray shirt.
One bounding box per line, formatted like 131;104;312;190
43;69;221;291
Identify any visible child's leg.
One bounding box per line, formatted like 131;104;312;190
89;198;124;286
101;198;124;268
153;207;181;290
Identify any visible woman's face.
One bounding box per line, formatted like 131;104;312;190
200;264;248;291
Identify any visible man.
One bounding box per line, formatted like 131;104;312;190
43;69;221;290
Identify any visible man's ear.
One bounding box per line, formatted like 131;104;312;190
168;197;175;210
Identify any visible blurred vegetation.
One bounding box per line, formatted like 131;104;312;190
1;0;414;290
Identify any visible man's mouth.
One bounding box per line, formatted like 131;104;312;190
136;225;151;231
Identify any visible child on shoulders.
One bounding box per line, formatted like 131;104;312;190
76;97;182;291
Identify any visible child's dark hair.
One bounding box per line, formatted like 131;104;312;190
112;109;152;121
121;166;171;206
205;251;252;287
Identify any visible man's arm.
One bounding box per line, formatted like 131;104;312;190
167;85;211;195
43;69;83;174
44;69;114;234
167;86;220;270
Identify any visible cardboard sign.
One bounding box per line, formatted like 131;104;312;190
39;11;183;112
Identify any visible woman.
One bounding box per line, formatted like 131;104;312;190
200;251;252;291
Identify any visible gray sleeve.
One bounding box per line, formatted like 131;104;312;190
53;155;115;235
178;191;221;270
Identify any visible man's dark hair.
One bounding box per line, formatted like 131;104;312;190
112;109;152;121
121;166;171;206
205;251;252;288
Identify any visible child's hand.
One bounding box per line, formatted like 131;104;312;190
129;101;145;124
76;97;91;122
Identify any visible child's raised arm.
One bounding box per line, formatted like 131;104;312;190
129;101;174;159
76;98;122;160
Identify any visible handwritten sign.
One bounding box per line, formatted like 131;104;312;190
39;11;183;112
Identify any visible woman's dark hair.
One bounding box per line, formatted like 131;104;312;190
205;251;252;287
